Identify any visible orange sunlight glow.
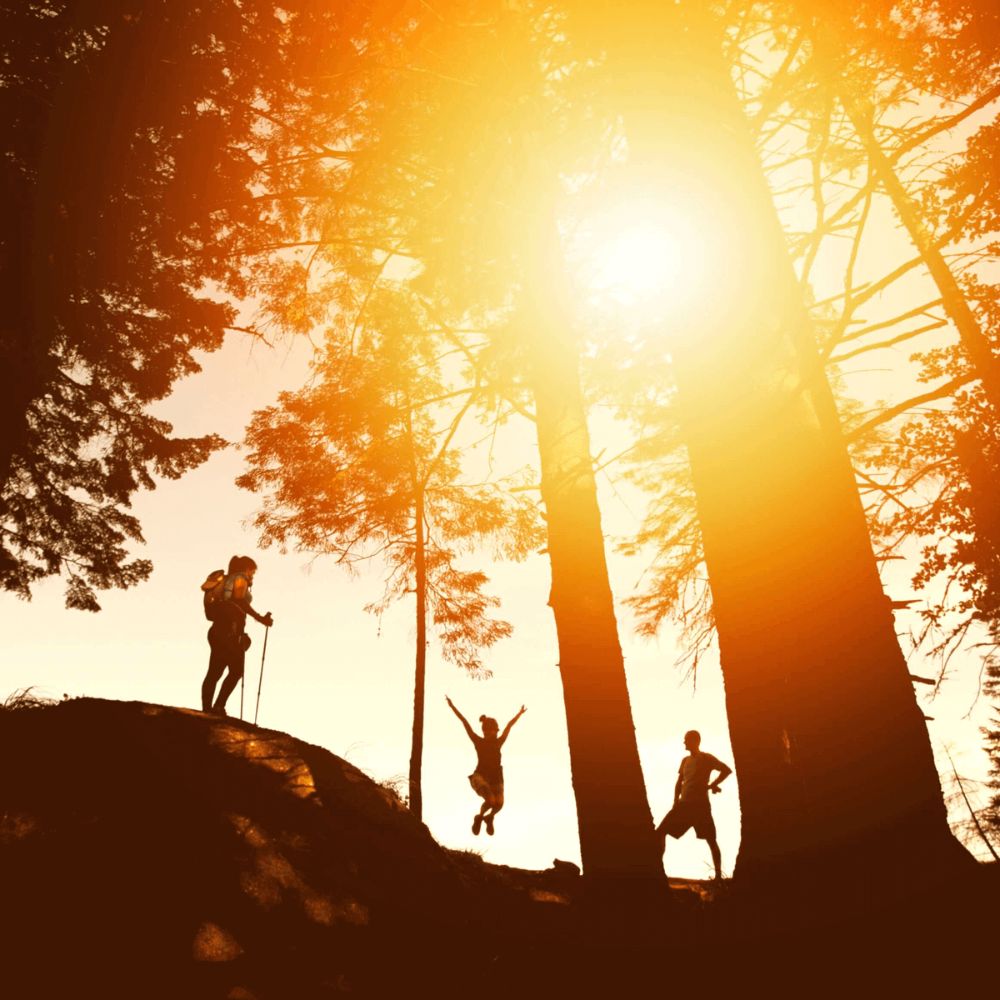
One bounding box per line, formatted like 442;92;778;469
574;192;718;321
592;218;683;302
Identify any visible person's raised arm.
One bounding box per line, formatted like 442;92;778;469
499;705;526;746
446;697;476;742
709;760;732;795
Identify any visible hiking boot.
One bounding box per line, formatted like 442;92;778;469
472;815;483;836
485;815;494;836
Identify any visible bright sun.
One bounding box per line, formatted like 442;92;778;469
592;219;684;301
576;191;710;312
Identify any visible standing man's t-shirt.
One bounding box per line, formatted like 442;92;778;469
677;750;724;802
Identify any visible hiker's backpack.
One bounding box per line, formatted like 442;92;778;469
201;569;226;622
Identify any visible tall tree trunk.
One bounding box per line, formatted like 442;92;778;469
486;4;664;885
597;5;970;886
522;219;664;884
408;439;427;821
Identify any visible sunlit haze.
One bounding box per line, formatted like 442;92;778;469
574;191;715;318
591;218;684;303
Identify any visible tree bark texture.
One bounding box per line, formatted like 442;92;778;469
598;4;969;885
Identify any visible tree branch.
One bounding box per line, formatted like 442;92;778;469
845;374;973;443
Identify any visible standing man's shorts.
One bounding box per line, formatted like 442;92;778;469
656;798;716;841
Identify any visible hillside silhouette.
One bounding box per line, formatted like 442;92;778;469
1;696;994;998
0;697;681;997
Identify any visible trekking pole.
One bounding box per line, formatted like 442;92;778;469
239;673;245;722
254;625;270;727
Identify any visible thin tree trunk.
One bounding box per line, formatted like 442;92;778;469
408;429;427;821
0;333;37;495
948;751;1000;864
522;218;664;885
598;6;970;886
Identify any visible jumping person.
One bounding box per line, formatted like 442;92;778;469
655;730;732;880
201;555;273;716
446;696;525;836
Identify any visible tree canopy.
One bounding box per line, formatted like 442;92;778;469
0;0;360;607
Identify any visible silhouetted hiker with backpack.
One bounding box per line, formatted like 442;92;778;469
200;555;273;716
446;696;525;836
655;729;732;880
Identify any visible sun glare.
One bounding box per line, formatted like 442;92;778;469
593;220;684;301
575;194;714;315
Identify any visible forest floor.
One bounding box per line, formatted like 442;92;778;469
0;696;994;998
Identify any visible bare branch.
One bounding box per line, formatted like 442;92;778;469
845;374;973;443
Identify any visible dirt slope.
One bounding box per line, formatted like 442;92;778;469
0;697;596;998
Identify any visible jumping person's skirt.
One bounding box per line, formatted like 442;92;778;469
469;771;504;807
